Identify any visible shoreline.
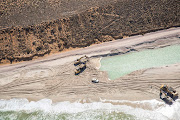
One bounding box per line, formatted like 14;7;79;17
0;28;180;103
0;27;179;71
0;98;178;120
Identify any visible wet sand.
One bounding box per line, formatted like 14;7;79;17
0;27;180;102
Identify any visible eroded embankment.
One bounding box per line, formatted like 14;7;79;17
0;0;179;64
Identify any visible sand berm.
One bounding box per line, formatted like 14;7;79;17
0;28;180;103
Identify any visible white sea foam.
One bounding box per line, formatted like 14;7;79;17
0;98;180;120
101;99;180;120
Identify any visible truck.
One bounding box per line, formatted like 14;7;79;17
75;64;86;75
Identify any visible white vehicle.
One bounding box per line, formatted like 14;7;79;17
92;78;99;83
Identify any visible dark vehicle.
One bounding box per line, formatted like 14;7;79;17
75;64;86;75
160;85;178;104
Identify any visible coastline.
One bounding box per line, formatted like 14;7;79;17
0;28;180;103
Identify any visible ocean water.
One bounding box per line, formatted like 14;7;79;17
0;98;180;120
100;45;180;80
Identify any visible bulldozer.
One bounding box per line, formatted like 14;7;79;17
160;85;178;104
75;63;86;75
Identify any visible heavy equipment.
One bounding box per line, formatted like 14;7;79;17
75;63;86;75
160;85;178;104
74;56;88;66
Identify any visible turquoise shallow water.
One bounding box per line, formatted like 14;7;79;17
100;45;180;80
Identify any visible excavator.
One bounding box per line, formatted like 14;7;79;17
160;85;178;104
74;55;88;66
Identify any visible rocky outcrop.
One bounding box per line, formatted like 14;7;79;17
0;0;179;64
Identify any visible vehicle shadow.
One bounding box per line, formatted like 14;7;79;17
161;97;173;105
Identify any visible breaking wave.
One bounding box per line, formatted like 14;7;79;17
0;98;179;120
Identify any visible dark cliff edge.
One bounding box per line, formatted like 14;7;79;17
0;0;179;64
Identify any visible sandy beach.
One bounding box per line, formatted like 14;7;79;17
0;27;180;103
